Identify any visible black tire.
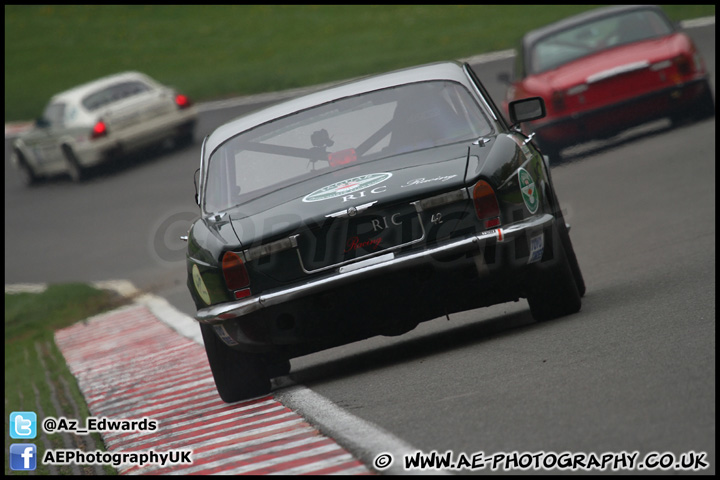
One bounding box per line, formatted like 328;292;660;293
542;163;586;298
692;80;715;121
265;358;291;378
174;121;196;149
557;220;586;298
535;137;563;165
200;323;271;403
62;145;85;182
543;147;563;165
526;222;582;322
671;81;715;126
175;132;194;149
15;150;38;186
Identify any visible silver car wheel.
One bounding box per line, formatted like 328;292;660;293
62;146;84;183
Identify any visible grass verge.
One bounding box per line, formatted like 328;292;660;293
5;283;130;475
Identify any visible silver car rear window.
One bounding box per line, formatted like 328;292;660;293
82;80;152;111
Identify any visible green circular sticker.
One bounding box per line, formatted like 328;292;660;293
192;264;211;305
302;173;392;203
518;168;539;214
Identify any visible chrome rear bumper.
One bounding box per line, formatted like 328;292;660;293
196;213;555;325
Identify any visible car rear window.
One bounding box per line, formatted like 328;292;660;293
530;9;674;74
82;80;153;111
204;80;493;213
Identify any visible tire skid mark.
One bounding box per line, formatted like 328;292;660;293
54;304;372;475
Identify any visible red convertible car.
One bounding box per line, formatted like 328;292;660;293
501;5;715;162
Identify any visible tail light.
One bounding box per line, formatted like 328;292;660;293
175;93;192;109
672;54;692;76
222;251;251;299
91;120;107;139
472;180;501;229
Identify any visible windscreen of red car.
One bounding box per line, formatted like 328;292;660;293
530;9;674;75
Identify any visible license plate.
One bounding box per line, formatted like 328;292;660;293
343;207;422;261
298;204;423;272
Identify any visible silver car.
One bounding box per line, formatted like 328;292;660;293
10;71;197;185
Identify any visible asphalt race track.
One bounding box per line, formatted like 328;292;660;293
5;20;715;475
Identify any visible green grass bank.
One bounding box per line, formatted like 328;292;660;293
4;5;715;122
5;283;129;475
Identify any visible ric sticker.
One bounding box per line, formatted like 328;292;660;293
518;168;539;214
302;173;392;202
192;264;212;305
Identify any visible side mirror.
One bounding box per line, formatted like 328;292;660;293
508;97;546;125
35;117;50;128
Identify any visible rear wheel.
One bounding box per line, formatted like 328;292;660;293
556;215;586;298
265;358;291;378
174;121;196;149
671;80;715;126
15;150;38;186
62;145;85;182
200;323;271;403
692;80;715;121
543;164;586;297
526;222;582;322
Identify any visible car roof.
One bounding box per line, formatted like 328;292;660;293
49;71;156;105
522;5;672;52
204;60;474;156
